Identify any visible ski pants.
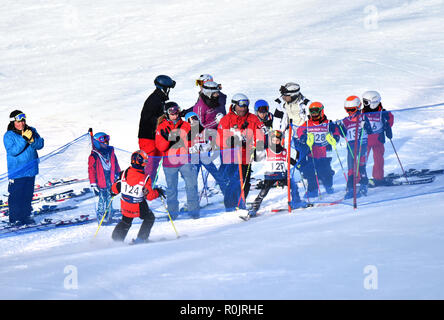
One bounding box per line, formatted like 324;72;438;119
301;157;334;192
367;138;385;181
139;138;162;185
195;161;227;195
112;201;155;242
8;176;35;224
223;163;252;211
163;164;199;217
346;142;369;189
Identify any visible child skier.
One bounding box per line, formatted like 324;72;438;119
337;96;373;199
254;99;274;132
243;130;309;220
88;132;121;224
111;150;165;244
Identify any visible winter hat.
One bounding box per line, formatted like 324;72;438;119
9;110;25;122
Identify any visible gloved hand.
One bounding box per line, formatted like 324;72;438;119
22;129;34;144
385;123;393;139
325;133;337;149
154;187;166;199
188;144;200;154
215;113;224;124
90;183;99;196
306;132;315;149
160;128;171;141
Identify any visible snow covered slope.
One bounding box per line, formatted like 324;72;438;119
1;0;444;299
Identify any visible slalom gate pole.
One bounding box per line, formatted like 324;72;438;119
236;147;246;209
160;196;180;238
352;116;361;209
287;121;293;213
389;138;409;184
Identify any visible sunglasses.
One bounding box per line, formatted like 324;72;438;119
10;113;26;122
98;135;110;143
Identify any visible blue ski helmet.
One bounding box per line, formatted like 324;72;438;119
184;112;200;123
93;132;110;149
254;99;269;113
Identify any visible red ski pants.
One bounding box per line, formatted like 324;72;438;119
367;139;385;181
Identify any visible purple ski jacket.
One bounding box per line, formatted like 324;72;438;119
192;93;227;130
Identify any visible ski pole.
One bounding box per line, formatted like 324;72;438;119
338;125;355;159
287;121;293;213
200;166;209;205
389;138;409;184
159;196;180;238
236;148;255;208
94;195;115;237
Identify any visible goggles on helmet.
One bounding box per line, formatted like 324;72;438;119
271;130;283;140
167;105;180;115
10;113;26;122
234;99;249;107
97;134;110;143
309;107;322;115
257;106;269;113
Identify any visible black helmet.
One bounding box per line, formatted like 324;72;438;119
154;75;176;90
131;150;149;169
163;101;180;115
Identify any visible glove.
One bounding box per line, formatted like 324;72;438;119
154;187;166;199
90;183;99;196
160;128;171;141
188;144;200;154
385;126;393;140
306;132;315;149
215;113;224;124
325;133;337;149
22;129;34;144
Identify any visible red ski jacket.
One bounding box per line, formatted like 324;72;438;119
88;147;120;189
155;118;192;167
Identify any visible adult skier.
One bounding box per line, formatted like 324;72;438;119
361;90;394;186
138;74;176;183
217;93;265;210
3;110;44;226
155;102;200;219
273;82;311;131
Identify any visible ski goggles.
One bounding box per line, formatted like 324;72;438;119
362;98;373;108
167;105;180;115
309;107;323;115
271;130;283;139
234;99;250;107
10;113;26;122
97;134;110;143
345;107;358;114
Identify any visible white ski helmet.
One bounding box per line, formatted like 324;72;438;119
280;82;300;98
231;93;250;107
201;81;220;99
196;74;213;86
362;91;381;109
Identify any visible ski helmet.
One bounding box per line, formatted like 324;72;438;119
131;150;149;169
231;93;250;108
93;132;110;149
279;82;301;98
201;81;220;99
163;101;180;116
308;102;325;121
270;129;283;140
184;112;200;124
362;91;381;110
196;74;213;87
254;99;269;113
154;75;176;90
344;96;362;115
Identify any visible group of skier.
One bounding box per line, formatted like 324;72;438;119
85;74;394;242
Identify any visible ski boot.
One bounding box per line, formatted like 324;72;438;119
325;186;335;194
359;184;368;196
130;237;148;245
